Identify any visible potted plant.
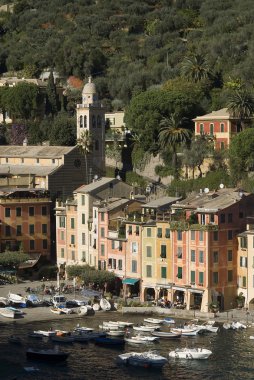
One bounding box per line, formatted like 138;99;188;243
209;302;219;313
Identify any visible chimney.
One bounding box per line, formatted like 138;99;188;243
23;137;28;146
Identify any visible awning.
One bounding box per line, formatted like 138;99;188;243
122;278;139;285
189;289;204;294
172;286;186;292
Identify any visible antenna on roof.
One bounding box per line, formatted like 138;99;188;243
204;188;209;194
219;183;224;189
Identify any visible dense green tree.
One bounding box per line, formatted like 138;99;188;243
180;54;211;83
66;265;115;289
49;112;76;145
0;251;29;270
228;128;254;182
227;88;254;128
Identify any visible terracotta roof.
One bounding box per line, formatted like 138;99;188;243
193;108;236;121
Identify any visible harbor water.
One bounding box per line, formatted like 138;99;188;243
0;312;253;380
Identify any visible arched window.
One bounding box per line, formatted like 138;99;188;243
84;115;87;128
97;115;101;127
95;140;99;151
92;115;96;127
79;115;83;128
210;123;214;136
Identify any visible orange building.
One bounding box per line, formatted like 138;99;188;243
0;188;51;257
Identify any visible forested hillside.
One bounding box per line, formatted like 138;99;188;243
0;0;254;106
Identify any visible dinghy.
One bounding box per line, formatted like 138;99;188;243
100;298;111;311
169;347;212;360
152;331;181;339
125;335;159;344
144;318;164;324
117;351;167;368
8;293;26;307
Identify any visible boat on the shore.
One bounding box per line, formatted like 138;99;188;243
163;317;175;324
0;307;17;318
169;347;212;360
171;328;199;336
33;330;56;337
0;297;9;306
100;298;111;311
117;351;167;368
26;348;69;362
50;307;64;315
26;294;43;307
92;303;100;311
8;293;26;307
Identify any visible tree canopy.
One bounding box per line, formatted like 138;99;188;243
0;251;30;270
66;265;115;289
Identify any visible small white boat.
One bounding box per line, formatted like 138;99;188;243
223;323;232;330
50;307;63;315
232;321;247;329
133;325;159;332
93;303;100;311
78;306;88;316
8;293;26;307
171;328;199;336
152;331;181;339
163;317;175;324
107;330;125;337
117;321;134;327
74;326;94;333
99;324;119;331
0;297;9;306
0;307;16;318
144;318;164;324
125;335;159;344
103;321;119;327
250;336;254;339
33;330;56;337
26;294;43;307
117;351;167;368
60;307;73;314
100;298;111;311
169;347;212;360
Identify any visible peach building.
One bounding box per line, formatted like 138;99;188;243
170;188;254;312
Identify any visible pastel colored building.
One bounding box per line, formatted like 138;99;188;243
0;188;51;257
194;108;242;150
170;188;254;312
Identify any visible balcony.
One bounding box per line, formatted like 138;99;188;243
189;224;218;231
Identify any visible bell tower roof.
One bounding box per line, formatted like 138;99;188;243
82;76;96;96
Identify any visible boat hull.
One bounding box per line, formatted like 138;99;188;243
26;350;69;362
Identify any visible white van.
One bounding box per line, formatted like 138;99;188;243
52;295;67;307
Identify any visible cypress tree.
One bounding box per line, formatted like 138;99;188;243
46;70;58;117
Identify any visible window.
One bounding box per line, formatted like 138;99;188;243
132;260;137;273
29;207;34;217
82;233;86;245
71;218;75;229
71;251;75;260
81;195;85;205
157;228;162;238
101;227;105;238
243;276;247;288
131;242;138;253
52;159;55;164
199;272;204;285
228;270;233;282
146;246;152;257
213;251;219;263
42;239;48;249
228;250;233;262
118;259;122;270
128;226;132;235
79;115;83;128
29;224;34;235
135;226;139;236
177;267;182;279
30;240;35;250
111;240;115;249
199;231;204;241
210;214;215;223
220;214;225;223
191;230;195;240
228;230;233;240
191;270;195;284
213;272;218;284
161;267;167;279
42;206;47;215
177;246;182;259
5;208;10;217
5;157;8;163
161;245;167;259
240;256;247;267
71;235;75;245
84;115;87;128
92;115;96;127
228;213;233;223
147;228;152;237
59;217;65;228
42;224;47;234
177;230;182;241
210;123;214;136
199;251;204;263
101;212;105;221
191;250;195;262
60;231;64;240
240;237;247;248
101;244;105;256
146;265;152;277
16;225;22;236
220;123;225;132
36;158;39;164
213;231;218;241
93;239;97;249
165;228;170;238
200;214;205;225
82;213;85;224
16;207;21;217
61;248;64;258
200;123;204;134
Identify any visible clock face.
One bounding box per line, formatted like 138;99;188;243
74;159;81;168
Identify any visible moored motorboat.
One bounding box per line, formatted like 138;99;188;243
26;348;69;362
117;351;167;368
0;307;16;318
144;318;164;324
100;298;111;311
125;335;159;344
26;294;43;307
151;331;181;339
133;325;159;332
117;321;134;328
74;326;94;333
8;293;26;307
94;337;125;347
169;347;212;360
107;330;125;337
33;330;56;337
164;317;175;324
171;328;199;336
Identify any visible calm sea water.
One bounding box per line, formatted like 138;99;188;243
0;312;253;380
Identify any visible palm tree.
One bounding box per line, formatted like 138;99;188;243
180;53;211;82
159;114;192;178
76;130;93;184
227;88;254;129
